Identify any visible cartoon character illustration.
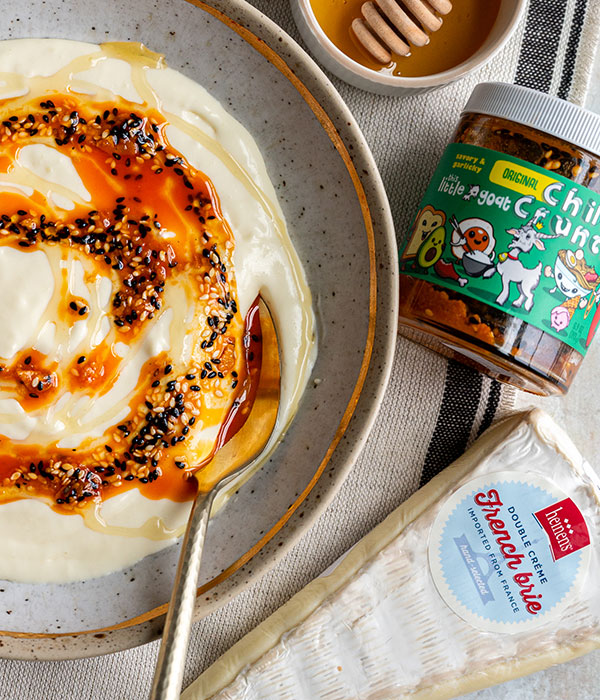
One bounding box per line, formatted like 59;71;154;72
495;209;559;312
543;249;600;332
416;224;446;269
401;205;445;263
545;249;599;300
450;215;496;279
463;184;480;201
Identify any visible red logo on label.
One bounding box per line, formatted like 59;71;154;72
534;498;590;561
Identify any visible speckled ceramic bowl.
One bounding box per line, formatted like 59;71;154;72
0;0;398;659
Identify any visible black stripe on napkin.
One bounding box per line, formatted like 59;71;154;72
557;0;589;99
514;0;568;93
477;380;502;438
419;361;483;486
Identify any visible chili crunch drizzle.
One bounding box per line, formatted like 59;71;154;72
0;93;257;512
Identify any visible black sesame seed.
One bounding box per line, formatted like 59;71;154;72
190;385;201;392
164;364;173;375
77;356;86;364
152;380;160;388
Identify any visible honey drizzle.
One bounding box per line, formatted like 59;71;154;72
0;42;311;537
0;57;246;516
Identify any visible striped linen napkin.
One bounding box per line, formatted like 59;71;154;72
0;0;597;698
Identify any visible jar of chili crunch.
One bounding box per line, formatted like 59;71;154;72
398;82;600;395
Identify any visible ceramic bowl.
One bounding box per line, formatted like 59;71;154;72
290;0;527;95
0;0;398;659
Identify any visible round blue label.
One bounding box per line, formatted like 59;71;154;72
428;472;590;632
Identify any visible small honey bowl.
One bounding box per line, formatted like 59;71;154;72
291;0;526;95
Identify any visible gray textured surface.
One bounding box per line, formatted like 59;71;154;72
0;0;597;698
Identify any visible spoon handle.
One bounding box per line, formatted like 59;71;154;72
150;488;216;700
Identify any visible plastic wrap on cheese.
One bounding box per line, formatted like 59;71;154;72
183;410;600;700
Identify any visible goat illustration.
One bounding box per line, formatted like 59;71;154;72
496;209;559;312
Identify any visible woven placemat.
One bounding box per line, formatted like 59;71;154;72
0;0;598;698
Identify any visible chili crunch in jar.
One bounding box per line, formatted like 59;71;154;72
398;82;600;395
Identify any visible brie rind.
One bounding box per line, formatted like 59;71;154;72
184;410;600;700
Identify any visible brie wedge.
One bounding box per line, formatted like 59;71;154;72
184;410;600;700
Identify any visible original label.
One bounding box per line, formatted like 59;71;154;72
399;143;600;355
428;472;591;633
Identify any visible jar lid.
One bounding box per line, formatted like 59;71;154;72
462;82;600;157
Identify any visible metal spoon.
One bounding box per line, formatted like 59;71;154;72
150;299;281;700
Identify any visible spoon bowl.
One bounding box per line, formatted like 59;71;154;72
150;298;281;700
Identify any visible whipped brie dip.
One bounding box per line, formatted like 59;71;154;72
0;39;315;583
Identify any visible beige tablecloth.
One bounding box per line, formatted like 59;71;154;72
0;0;598;698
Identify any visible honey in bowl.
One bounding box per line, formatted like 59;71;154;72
310;0;502;77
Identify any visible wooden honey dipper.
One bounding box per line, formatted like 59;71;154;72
352;0;453;64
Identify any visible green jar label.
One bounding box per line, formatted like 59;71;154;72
399;143;600;356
